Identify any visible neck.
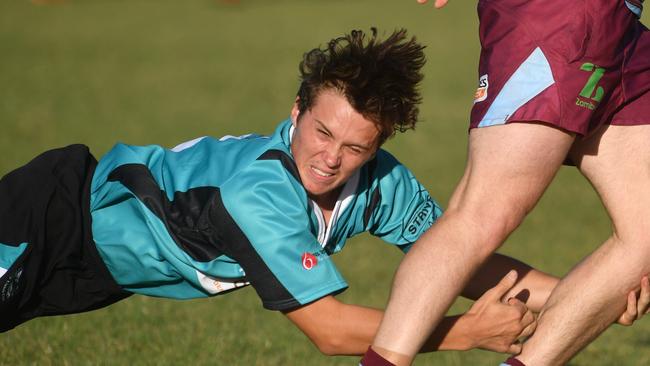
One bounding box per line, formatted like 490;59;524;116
311;187;342;225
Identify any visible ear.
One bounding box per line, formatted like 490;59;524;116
290;97;301;127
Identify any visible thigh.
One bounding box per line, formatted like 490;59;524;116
611;23;650;127
570;124;650;241
449;123;574;238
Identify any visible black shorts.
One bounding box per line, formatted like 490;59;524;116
0;145;131;332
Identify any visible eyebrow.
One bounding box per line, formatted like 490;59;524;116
315;120;332;136
314;119;372;150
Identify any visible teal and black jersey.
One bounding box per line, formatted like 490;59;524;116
90;119;442;310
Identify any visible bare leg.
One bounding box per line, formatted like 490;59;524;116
518;124;650;366
372;123;574;365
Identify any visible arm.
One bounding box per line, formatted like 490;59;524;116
285;272;535;356
462;253;650;324
284;296;381;356
286;270;649;356
462;253;557;312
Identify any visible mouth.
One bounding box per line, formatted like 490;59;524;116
310;166;335;179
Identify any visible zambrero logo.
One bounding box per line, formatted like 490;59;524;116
576;63;606;111
474;74;489;103
302;252;318;270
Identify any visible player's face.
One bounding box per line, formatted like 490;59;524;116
290;90;380;208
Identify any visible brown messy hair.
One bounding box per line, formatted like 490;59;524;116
296;28;426;144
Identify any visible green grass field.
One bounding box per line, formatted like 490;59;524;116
1;1;649;365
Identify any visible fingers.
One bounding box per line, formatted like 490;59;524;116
508;298;536;348
507;342;523;355
435;0;449;8
470;295;534;354
638;275;650;318
507;297;528;314
619;291;637;326
487;270;519;301
503;300;536;355
518;310;538;339
507;298;536;337
417;0;449;8
618;275;650;326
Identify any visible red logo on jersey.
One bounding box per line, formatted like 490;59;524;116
301;252;318;270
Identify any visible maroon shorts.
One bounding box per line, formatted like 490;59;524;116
469;0;650;135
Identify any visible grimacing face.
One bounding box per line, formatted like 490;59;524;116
290;90;381;209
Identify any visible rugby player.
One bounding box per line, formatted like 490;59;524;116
366;1;650;365
0;28;645;359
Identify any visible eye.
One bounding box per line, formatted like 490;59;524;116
317;129;331;139
348;146;363;155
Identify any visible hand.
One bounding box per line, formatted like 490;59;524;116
461;270;537;354
617;275;650;326
416;0;449;9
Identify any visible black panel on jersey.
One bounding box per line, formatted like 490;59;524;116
108;164;223;262
364;188;381;229
207;190;299;311
363;157;381;230
258;149;302;183
107;164;298;309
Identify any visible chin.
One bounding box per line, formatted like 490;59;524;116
306;187;327;198
305;184;332;199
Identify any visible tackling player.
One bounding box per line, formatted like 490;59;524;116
0;28;647;360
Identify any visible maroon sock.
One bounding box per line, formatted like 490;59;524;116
359;346;396;366
503;357;527;366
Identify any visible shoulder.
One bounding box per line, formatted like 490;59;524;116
219;142;307;221
363;148;417;188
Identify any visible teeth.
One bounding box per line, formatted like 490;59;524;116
312;167;333;177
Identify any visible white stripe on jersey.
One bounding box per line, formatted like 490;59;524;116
172;133;263;152
309;170;361;248
219;133;255;141
171;136;207;152
324;170;360;246
196;270;249;294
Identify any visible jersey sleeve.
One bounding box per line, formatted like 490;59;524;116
218;151;347;311
366;151;443;252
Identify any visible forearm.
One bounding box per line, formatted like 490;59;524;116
462;253;558;311
285;296;382;356
330;310;526;355
319;307;483;354
320;303;383;355
287;297;489;356
419;315;474;352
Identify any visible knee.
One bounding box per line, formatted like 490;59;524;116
603;234;650;282
611;228;650;253
447;203;527;255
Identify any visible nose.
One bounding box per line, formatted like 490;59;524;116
323;143;341;168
